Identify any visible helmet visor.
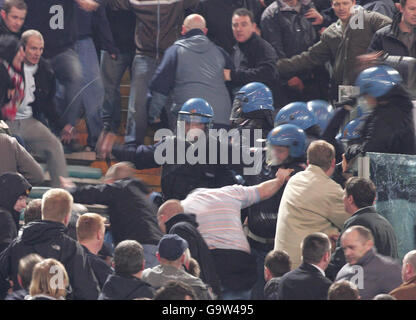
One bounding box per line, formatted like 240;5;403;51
230;97;243;121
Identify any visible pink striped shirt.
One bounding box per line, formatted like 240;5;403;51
181;185;260;253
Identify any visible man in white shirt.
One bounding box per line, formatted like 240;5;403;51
6;30;68;187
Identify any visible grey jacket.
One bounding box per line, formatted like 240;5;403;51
335;247;402;300
141;264;214;300
277;7;391;94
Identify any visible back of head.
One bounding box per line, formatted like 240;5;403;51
157;199;184;221
104;161;135;181
154;280;197;300
343;225;374;245
41;188;73;224
29;258;69;299
24;199;42;225
264;250;291;278
328;280;360;300
301;232;331;264
307;140;335;171
183;14;206;32
114;240;144;276
373;294;397;300
345;177;376;209
18;253;43;291
3;0;27;13
157;234;189;263
403;250;416;270
76;213;106;243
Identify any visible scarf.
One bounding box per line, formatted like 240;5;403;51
1;58;24;121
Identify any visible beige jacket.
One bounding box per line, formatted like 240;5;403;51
274;165;349;269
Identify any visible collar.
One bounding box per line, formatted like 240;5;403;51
355;247;376;266
309;263;326;277
237;32;257;48
306;164;329;178
184;29;205;38
352;206;376;216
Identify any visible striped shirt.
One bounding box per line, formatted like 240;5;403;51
181;185;260;253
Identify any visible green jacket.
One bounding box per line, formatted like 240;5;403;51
277;7;391;88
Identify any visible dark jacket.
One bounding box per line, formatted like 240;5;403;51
165;213;221;297
230;33;278;90
264;277;282;300
0;172;31;252
107;0;198;58
82;245;113;290
31;58;65;131
0;17;20;38
327;206;399;280
278;262;332;300
336;247;402;300
196;0;263;54
369;13;416;58
105;6;136;54
346;85;416;160
23;0;79;58
5;289;27;300
98;274;154;300
0;220;100;300
70;178;163;246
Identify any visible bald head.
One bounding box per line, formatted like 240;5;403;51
402;250;416;282
182;14;207;35
157;200;184;233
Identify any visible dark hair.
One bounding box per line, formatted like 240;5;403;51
18;253;43;290
3;0;27;13
114;240;144;276
232;8;254;23
264;250;291;278
400;0;407;8
24;199;42;225
154;280;197;300
328;280;360;300
302;232;331;264
345;177;376;208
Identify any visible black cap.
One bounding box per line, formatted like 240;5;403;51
158;234;189;261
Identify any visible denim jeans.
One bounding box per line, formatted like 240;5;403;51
250;245;269;300
100;50;135;133
125;54;160;144
50;47;83;128
75;38;104;147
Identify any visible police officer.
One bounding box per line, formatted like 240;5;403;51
306;100;334;134
243;124;307;299
99;98;237;202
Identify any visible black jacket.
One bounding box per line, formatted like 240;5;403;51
196;0;263;54
82;245;113;290
105;6;136;54
165;213;221;297
70;178;163;246
0;173;31;252
0;18;20;38
264;277;281;300
0;221;100;300
346;85;416;160
30;58;65;131
230;33;278;91
278;262;332;300
369;13;415;58
326;206;399;280
5;289;27;300
98;274;154;300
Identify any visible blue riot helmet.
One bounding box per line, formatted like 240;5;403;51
177;98;214;141
266;124;306;165
274;102;318;132
230;82;274;121
306;100;334;133
355;65;403;98
337;117;366;150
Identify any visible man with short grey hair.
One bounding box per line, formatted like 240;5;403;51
390;250;416;299
336;225;402;300
274;140;349;269
277;233;333;300
148;13;232;129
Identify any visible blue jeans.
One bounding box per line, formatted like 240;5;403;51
250;245;268;300
51;47;83;128
75;38;104;147
125;54;160;144
100;50;135;133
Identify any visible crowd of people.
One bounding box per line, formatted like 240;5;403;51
0;0;416;300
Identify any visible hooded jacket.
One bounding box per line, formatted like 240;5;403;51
0;220;100;300
165;213;221;297
149;29;232;126
98;274;154;300
0;172;31;252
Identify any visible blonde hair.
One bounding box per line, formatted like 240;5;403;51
41;189;73;223
307;140;335;171
105;162;135;181
76;213;106;242
29;259;69;299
